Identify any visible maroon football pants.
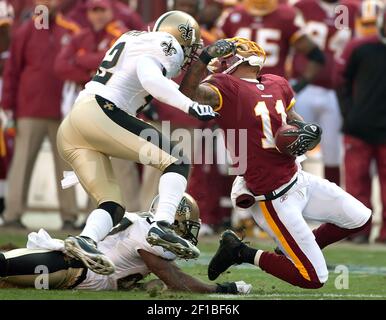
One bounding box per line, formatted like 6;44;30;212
344;134;386;240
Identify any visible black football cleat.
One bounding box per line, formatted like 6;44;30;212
208;230;245;281
64;236;115;275
146;221;200;259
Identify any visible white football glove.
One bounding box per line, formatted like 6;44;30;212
234;281;252;294
188;102;218;121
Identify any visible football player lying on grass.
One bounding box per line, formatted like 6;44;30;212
0;194;251;294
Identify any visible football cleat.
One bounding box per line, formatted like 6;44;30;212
64;236;115;275
146;221;200;259
208;230;245;281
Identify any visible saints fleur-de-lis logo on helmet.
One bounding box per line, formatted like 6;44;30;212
161;40;177;56
178;20;193;41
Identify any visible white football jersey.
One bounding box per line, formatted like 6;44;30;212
76;212;176;291
80;31;184;115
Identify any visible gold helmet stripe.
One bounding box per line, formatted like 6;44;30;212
153;11;175;32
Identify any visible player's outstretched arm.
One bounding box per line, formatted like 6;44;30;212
138;249;251;294
137;56;217;121
180;39;235;105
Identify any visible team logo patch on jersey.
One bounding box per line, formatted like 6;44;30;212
161;40;177;56
103;102;114;111
178;21;193;41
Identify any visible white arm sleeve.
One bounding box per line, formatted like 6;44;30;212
137;55;193;114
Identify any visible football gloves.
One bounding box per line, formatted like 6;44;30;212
188;102;218;121
200;39;236;64
286;119;322;156
216;281;252;294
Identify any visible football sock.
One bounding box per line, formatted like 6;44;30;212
313;216;372;249
80;209;113;242
258;251;323;289
154;172;187;224
324;166;340;186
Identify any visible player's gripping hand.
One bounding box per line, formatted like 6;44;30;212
215;281;252;294
287;119;322;156
199;39;236;64
188;102;218;121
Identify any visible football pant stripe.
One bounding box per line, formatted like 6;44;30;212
259;200;319;282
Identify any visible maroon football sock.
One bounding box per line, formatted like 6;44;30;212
259;252;323;289
313;217;372;249
324;166;340;186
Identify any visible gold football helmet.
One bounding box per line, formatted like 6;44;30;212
149;193;201;245
208;37;266;74
243;0;278;16
153;10;202;68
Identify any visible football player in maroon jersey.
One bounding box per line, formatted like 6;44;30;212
0;0;14;224
218;0;325;84
291;0;360;186
180;37;372;289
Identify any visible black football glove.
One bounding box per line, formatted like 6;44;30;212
286;119;322;156
200;39;236;64
216;281;252;294
188;102;218;121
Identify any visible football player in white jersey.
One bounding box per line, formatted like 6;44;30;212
56;10;236;275
0;194;251;294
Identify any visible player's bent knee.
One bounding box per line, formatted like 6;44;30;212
99;201;125;225
342;197;372;229
163;159;190;179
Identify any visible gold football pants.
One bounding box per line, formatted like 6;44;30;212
0;249;86;289
57;95;180;208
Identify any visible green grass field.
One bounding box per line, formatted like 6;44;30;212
1;230;386;300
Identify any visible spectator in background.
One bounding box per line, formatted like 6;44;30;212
0;0;79;228
63;0;144;30
199;0;237;40
335;6;386;243
55;0;141;212
291;0;359;186
7;0;33;27
0;0;14;225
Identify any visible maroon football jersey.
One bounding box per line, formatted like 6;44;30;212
204;73;298;195
292;0;359;88
219;4;305;76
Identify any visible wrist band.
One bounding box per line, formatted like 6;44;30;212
199;50;213;65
